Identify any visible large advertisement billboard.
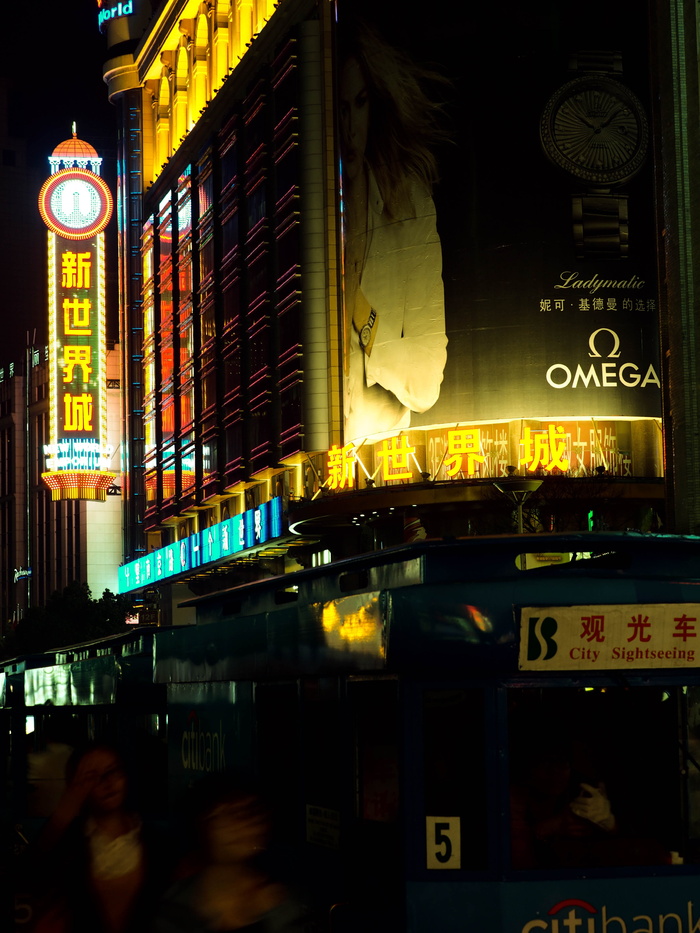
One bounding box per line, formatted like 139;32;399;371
336;0;661;478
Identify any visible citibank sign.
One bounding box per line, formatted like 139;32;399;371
97;0;134;31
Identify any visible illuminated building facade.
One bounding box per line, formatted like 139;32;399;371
104;0;337;620
101;0;696;618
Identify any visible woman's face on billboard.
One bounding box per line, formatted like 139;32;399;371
339;56;369;184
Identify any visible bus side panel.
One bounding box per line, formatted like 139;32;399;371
166;681;254;809
407;876;700;932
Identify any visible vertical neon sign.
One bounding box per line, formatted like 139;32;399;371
38;131;116;500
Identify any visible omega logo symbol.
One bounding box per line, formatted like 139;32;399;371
588;328;620;359
545;330;660;390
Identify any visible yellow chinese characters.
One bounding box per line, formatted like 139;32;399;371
326;443;356;490
61;251;92;288
519;424;570;472
63;297;92;336
62;347;92;383
63;394;94;431
378;436;415;481
60;248;95;433
445;428;485;477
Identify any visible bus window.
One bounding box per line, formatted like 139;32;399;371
342;678;406;933
255;681;301;843
685;686;700;857
302;678;342;850
350;680;399;825
422;688;486;870
508;688;680;870
26;712;82;819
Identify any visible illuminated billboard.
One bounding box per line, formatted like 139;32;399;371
117;497;285;593
336;1;662;477
97;0;135;32
38;136;116;500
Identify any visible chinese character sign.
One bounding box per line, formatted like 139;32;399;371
520;604;700;671
38;162;113;489
46;236;108;470
117;497;285;593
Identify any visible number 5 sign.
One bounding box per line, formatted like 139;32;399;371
426;816;461;869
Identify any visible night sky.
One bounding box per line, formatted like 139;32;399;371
1;0;117;363
6;0;116;174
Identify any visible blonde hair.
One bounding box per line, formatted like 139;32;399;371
339;18;450;218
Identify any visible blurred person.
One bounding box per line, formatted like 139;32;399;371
339;18;449;442
154;779;311;933
510;739;618;869
26;715;75;818
30;742;168;933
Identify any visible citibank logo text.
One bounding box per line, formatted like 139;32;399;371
522;898;700;932
180;712;227;773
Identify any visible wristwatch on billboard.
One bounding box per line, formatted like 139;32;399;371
359;309;377;351
540;50;649;260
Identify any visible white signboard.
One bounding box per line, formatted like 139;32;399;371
519;604;700;671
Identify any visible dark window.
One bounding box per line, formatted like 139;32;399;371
423;688;486;870
508;687;679;870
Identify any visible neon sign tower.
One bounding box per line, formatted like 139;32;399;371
38;128;116;500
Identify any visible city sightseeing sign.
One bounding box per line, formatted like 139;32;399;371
519;604;700;671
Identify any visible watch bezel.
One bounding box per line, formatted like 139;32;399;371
540;75;649;186
38;168;113;240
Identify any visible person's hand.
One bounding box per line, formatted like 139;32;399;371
51;755;102;825
569;783;616;832
38;754;102;852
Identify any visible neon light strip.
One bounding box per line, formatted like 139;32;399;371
97;233;108;458
47;233;58;448
117;497;285;593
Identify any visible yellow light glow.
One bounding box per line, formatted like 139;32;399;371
48;233;58;447
41;470;117;502
97;234;109;457
320;595;384;656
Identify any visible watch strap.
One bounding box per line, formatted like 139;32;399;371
568;50;622;77
568;51;628;259
572;194;629;260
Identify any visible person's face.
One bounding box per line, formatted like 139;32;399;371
528;756;572;798
339;56;369;184
81;749;128;813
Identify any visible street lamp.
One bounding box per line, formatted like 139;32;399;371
493;467;543;535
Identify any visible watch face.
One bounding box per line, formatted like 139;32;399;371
360;324;372;347
38;168;113;239
540;76;649;185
